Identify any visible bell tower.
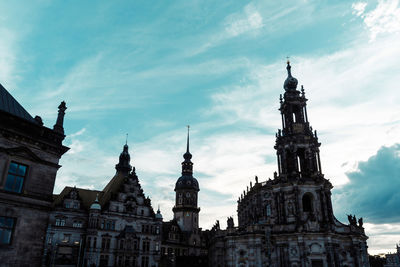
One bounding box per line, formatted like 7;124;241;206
173;126;200;232
275;61;323;181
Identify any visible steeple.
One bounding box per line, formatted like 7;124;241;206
115;142;132;175
275;62;322;181
182;125;193;176
173;126;200;232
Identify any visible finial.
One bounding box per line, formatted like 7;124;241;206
53;101;67;134
286;60;292;77
255;175;258;184
301;85;305;97
279;94;283;103
186;125;190;153
286;56;290;65
157;205;160;212
250;181;252;188
126;133;128;145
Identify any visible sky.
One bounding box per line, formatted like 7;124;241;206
1;0;399;255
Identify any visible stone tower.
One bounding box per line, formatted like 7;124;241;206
173;127;200;232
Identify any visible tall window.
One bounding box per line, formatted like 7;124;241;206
4;162;27;193
0;216;15;245
302;193;313;212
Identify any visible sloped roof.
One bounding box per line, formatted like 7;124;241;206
53;186;102;210
0;83;37;123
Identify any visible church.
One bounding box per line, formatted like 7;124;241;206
0;62;369;267
207;62;370;266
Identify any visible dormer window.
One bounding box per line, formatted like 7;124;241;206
4;162;28;193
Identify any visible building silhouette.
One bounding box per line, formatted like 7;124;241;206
208;62;370;266
0;84;69;266
0;62;371;267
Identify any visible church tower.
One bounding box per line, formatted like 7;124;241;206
275;61;323;181
173;127;200;232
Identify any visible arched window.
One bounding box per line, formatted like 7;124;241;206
302;193;313;212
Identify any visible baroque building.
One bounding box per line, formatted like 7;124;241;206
43;143;163;267
0;62;372;267
208;63;370;267
0;84;69;266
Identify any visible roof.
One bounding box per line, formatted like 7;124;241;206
53;186;102;210
0;83;37;124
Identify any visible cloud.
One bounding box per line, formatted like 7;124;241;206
352;2;367;17
353;0;400;40
333;144;400;224
224;4;264;37
364;222;400;254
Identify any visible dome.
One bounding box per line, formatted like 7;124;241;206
155;207;163;219
90;194;101;210
175;175;199;191
283;62;298;91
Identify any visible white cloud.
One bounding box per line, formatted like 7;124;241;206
364;222;400;254
352;2;367;16
225;4;264;37
353;0;400;40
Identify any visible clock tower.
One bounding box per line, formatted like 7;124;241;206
173;127;200;232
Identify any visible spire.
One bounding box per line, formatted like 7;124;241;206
115;142;132;175
53;101;67;134
182;126;193;176
183;125;192;160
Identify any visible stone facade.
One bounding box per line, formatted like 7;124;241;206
0;84;69;267
208;63;370;267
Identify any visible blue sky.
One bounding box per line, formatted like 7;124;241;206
1;0;400;254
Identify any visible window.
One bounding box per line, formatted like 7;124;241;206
64;202;70;208
47;233;54;245
62;234;70;243
302;193;313;212
0;216;15;244
141;256;149;267
143;240;150;252
266;204;271;217
55;218;66;226
4;162;27;193
73;221;82;228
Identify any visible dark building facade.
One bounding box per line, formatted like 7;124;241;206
0;84;69;266
208;63;370;267
43;144;162;267
0;62;372;267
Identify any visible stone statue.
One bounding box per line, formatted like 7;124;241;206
358;217;363;227
227;217;234;229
